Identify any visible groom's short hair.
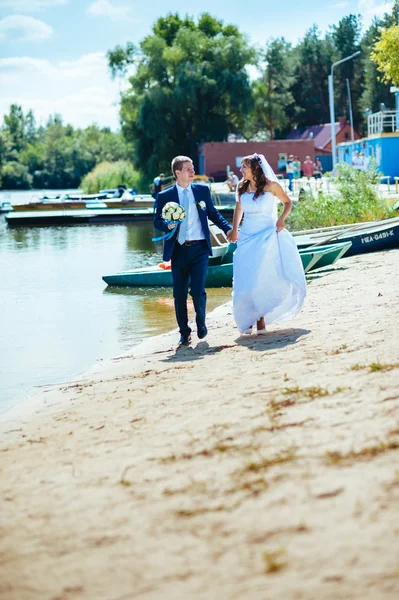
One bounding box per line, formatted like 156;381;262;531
171;155;192;178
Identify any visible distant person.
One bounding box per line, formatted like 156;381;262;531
352;151;362;170
293;156;301;179
314;158;323;179
359;152;369;171
151;173;165;198
286;154;295;191
302;156;314;180
116;184;127;198
225;170;239;192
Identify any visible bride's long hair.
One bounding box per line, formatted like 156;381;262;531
237;154;269;200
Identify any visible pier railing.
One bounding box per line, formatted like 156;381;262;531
368;110;399;135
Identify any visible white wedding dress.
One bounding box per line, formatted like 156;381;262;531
232;190;306;332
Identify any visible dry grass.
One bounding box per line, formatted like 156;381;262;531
351;362;399;373
325;439;399;465
239;447;297;475
262;549;288;574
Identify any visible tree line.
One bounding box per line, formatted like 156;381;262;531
1;4;398;189
0;107;131;190
108;6;399;179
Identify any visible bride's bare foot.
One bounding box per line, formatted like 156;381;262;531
256;318;266;332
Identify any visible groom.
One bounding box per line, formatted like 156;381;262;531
154;155;233;346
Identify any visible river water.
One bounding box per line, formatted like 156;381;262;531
0;191;232;413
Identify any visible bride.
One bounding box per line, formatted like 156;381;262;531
229;153;306;334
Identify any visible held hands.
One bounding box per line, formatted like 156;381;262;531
168;223;176;230
276;217;286;233
227;228;239;243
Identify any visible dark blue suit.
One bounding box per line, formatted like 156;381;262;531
154;184;231;337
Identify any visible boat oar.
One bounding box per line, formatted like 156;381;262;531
306;222;372;249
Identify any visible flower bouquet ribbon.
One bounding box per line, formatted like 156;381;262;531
152;201;186;242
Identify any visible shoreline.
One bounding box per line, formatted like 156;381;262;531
1;249;399;600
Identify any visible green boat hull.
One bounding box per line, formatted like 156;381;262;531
103;263;234;288
102;241;352;288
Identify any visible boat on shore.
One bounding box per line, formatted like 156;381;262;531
102;241;351;288
293;216;399;256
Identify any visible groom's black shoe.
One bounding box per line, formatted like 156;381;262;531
178;333;192;347
197;325;208;340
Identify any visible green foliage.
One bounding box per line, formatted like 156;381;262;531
371;25;399;86
0;105;132;189
109;12;255;177
1;161;32;189
243;39;295;141
80;161;144;194
361;20;394;116
289;25;335;128
287;163;391;230
331;15;364;132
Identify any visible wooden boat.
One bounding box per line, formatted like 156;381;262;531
102;242;349;288
304;241;352;271
293;217;399;256
103;196;154;209
10;193;109;212
103;262;234;288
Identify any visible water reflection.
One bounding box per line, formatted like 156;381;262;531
0;195;232;413
103;285;232;345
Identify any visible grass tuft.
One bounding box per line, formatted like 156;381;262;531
241;448;297;474
263;549;288;574
325;440;399;465
351;362;399;373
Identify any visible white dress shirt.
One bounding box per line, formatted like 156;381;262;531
176;183;205;241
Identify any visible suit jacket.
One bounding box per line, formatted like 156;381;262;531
154;184;232;261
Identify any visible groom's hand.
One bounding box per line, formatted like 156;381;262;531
168;223;176;230
227;228;238;242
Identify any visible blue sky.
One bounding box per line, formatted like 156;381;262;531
0;0;389;130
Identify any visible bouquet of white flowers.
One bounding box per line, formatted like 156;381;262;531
152;201;186;242
162;201;186;223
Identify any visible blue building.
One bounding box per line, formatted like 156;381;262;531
338;109;399;182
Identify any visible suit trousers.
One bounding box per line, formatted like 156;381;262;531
171;241;208;336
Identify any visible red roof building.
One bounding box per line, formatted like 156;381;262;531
198;139;315;180
285;117;361;154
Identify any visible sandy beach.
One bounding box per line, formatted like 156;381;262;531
1;249;399;600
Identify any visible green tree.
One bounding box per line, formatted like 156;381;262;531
371;25;399;85
331;14;364;131
263;38;295;139
361;21;393;115
1;161;32;189
3;104;26;154
107;12;255;177
242;39;294;141
290;26;335;128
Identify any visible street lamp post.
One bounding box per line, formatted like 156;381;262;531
328;51;361;171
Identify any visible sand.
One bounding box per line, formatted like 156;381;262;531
1;249;399;600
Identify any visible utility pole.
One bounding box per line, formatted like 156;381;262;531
328;51;361;171
346;78;354;142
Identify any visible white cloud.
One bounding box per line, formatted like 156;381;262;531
0;52;107;77
0;0;67;11
0;52;121;129
86;0;134;22
0;15;53;42
358;0;389;17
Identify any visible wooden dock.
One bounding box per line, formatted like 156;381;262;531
5;205;235;227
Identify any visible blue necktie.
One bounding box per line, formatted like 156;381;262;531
178;188;189;244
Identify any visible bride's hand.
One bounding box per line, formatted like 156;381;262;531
227;228;239;242
276;217;285;233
